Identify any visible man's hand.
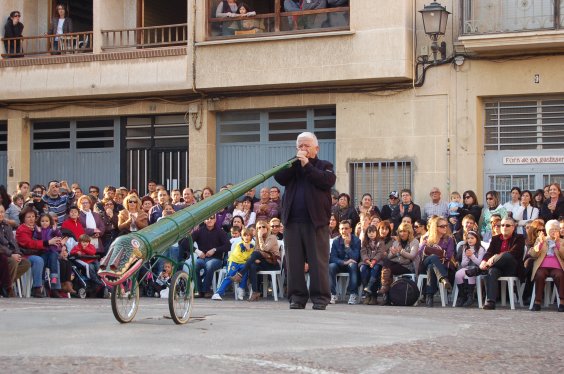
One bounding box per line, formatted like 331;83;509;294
296;150;309;167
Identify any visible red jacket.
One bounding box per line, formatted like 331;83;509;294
71;243;97;263
16;224;47;255
61;218;85;242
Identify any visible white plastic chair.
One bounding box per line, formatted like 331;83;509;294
417;274;448;307
529;277;560;309
336;272;349;301
257;245;285;301
476;275;523;310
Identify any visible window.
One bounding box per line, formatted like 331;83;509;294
488;174;535;203
462;0;561;35
218;107;336;143
208;0;349;39
33;120;114;150
350;161;412;209
485;99;564;150
0;122;6;152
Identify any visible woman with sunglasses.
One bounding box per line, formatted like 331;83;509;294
118;194;148;235
419;217;455;307
3;10;24;57
77;195;105;254
478;191;507;242
479;217;525;310
455;190;482;228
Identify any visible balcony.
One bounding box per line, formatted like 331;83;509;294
1;31;92;58
207;0;350;40
459;0;564;53
101;24;188;50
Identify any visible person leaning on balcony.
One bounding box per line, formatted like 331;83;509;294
301;0;328;30
3;10;24;57
48;3;73;53
216;0;250;36
237;3;262;33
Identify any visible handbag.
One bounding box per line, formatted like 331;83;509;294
423;244;445;260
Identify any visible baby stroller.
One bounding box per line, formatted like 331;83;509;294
68;254;108;298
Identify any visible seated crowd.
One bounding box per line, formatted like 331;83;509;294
1;179;563;313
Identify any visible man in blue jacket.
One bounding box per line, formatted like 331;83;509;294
329;219;360;304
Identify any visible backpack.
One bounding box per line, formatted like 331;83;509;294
388;277;420;306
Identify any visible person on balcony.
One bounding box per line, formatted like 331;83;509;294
301;0;328;30
48;3;73;53
3;11;24;57
216;0;255;36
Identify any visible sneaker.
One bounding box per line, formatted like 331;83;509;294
235;287;245;301
330;294;338;304
211;293;222;301
348;293;358;305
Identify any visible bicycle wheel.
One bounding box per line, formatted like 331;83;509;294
168;271;194;325
111;279;139;323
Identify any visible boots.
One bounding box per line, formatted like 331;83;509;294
248;291;260;302
31;287;45;298
363;277;376;295
455;281;467;307
377;267;392;295
463;284;475;307
61;281;76;295
230;272;243;283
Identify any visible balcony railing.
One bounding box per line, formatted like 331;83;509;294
208;6;350;39
462;0;564;35
1;31;93;58
101;24;188;50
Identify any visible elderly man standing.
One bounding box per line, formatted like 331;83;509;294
275;132;336;310
423;187;449;220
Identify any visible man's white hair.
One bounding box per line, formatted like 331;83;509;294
296;132;318;146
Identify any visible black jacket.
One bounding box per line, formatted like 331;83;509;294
0;221;22;256
3;17;24;53
275;157;336;229
483;233;525;279
539;197;564;222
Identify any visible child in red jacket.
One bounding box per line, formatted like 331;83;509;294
71;234;103;286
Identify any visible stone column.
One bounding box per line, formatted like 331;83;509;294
7;115;31;194
188;100;216;190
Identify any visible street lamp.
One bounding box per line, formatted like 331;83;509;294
419;1;450;62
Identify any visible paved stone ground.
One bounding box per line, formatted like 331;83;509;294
1;297;563;373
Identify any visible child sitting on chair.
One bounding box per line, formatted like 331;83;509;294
212;227;254;301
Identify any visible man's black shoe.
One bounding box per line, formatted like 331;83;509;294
531;303;541;312
483;301;496;310
289;302;305;309
558;304;564;312
312;304;326;310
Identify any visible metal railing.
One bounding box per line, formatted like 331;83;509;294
208;6;350;39
461;0;564;35
1;31;93;58
101;23;188;50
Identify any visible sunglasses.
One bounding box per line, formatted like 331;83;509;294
486;197;494;200
13;14;21;17
464;195;471;199
270;224;280;228
128;200;138;203
89;190;97;193
257;226;267;229
500;224;513;227
437;224;448;228
389;196;398;200
413;225;421;229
